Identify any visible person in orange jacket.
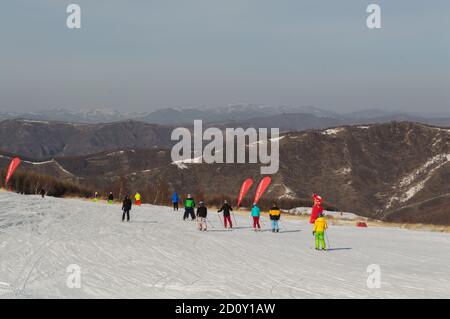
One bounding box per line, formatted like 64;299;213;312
313;212;328;250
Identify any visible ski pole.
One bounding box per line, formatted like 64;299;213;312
217;212;224;227
259;216;266;226
279;220;287;232
325;232;331;250
231;211;238;227
206;218;215;230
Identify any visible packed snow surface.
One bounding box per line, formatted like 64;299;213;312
1;191;449;299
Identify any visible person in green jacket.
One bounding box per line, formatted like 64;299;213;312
183;194;196;221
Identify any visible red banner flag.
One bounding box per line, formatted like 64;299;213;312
237;178;254;208
253;176;272;205
5;157;21;186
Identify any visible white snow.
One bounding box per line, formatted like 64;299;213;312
1;191;449;299
19;119;50;124
172;156;203;169
322;128;345;136
23;159;54;165
280;185;296;199
336;167;352;175
106;150;136;157
387;154;450;208
20;159;75;177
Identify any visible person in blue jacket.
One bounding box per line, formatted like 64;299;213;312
172;192;179;211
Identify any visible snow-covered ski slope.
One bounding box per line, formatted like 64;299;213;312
1;191;449;299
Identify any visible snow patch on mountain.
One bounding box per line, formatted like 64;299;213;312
337;167;352;175
322;128;345;135
387;154;450;208
280;185;296;199
172;156;203;169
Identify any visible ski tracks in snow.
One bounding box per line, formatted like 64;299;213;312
1;192;450;298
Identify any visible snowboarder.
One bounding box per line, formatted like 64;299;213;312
218;200;233;229
183;194;196;221
251;203;261;231
135;192;141;206
313;212;328;250
269;203;281;233
196;201;208;231
310;193;323;224
122;195;132;222
40;188;45;198
172;191;179;211
107;192;114;204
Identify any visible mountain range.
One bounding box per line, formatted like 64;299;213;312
1;105;450;129
1;119;448;225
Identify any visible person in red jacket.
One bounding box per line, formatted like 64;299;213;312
310;193;324;224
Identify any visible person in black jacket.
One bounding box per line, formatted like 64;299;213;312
218;200;233;229
108;192;114;204
196;201;208;231
122;195;132;222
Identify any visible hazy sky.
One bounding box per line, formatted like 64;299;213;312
1;0;449;114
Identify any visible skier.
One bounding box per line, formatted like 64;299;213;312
269;203;281;233
183;194;196;221
218;200;233;229
172;191;179;211
107;192;114;204
251;203;261;231
313;212;328;250
196;201;208;231
310;193;323;224
122;195;132;222
93;191;99;202
135;192;141;206
40;188;45;198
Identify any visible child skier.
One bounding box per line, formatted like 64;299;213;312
134;192;141;206
107;192;114;204
218;200;233;229
269;203;281;233
313;212;328;250
196;201;207;231
251;203;261;231
122;195;132;222
184;194;196;221
310;193;324;224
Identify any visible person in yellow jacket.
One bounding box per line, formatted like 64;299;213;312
313;213;328;250
135;193;141;206
269;203;281;233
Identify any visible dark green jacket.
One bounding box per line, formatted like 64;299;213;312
185;198;195;208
